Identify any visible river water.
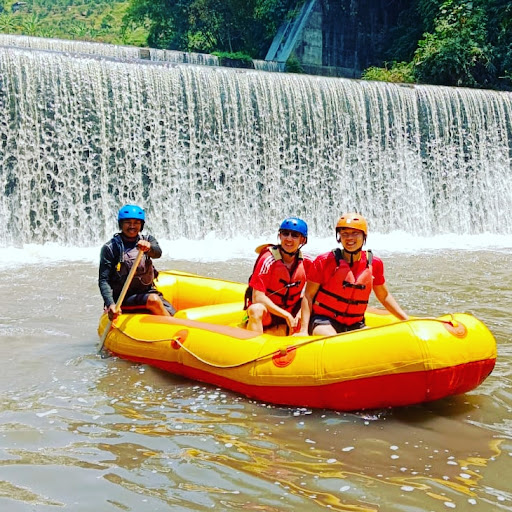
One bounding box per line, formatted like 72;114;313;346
1;238;511;512
1;34;512;512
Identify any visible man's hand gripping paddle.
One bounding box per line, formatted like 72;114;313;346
98;248;144;357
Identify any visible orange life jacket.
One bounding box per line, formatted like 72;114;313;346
312;249;373;325
245;245;306;315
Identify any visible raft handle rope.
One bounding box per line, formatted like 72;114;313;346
159;270;242;286
112;326;315;369
109;316;463;370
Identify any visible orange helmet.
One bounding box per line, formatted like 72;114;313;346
335;213;368;236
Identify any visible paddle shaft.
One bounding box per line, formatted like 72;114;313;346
98;248;144;354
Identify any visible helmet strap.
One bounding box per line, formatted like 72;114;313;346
280;246;299;257
342;247;363;266
336;231;367;265
277;233;306;257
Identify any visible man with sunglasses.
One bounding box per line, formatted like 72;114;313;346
245;217;309;335
297;212;408;336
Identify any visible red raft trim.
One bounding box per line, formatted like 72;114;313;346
110;353;496;411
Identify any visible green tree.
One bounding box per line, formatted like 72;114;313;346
413;0;494;87
487;0;512;85
362;0;511;89
285;53;303;73
123;0;185;49
362;61;415;83
101;13;114;29
38;25;57;38
21;14;42;36
69;20;89;39
187;0;255;53
123;0;299;57
0;13;18;32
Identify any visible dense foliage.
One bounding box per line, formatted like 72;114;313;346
362;62;415;84
123;0;301;58
366;0;512;89
0;0;146;44
0;0;510;89
123;0;511;89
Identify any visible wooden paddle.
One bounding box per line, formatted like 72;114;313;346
98;248;144;356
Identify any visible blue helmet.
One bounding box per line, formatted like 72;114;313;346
279;217;308;238
118;204;145;229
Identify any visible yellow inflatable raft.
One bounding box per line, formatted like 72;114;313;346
98;271;497;411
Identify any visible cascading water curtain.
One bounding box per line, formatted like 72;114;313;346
0;46;511;246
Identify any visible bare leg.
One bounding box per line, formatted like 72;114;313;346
246;303;267;333
146;293;171;316
312;324;337;336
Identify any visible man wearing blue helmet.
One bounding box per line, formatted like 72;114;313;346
98;204;175;321
245;217;310;335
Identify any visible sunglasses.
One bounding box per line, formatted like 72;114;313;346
280;230;302;239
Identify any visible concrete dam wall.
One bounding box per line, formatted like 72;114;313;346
267;0;410;78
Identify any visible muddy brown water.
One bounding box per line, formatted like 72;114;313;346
1;250;511;511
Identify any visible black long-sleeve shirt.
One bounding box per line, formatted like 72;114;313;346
98;234;162;307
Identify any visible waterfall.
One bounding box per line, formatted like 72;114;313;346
0;34;252;69
253;60;280;72
0;44;511;247
0;34;144;60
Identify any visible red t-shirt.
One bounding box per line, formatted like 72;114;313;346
249;251;278;293
309;250;385;287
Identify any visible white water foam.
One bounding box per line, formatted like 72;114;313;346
1;232;510;270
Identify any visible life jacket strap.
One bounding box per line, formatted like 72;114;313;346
244;246;303;310
342;281;367;290
313;300;366;318
333;248;373;267
316;286;369;306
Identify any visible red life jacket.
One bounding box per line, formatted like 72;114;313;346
312;249;373;325
245;245;306;315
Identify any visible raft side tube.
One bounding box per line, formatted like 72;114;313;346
175;301;246;325
155;271;246;311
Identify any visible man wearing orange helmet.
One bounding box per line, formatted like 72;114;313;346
297;213;408;336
